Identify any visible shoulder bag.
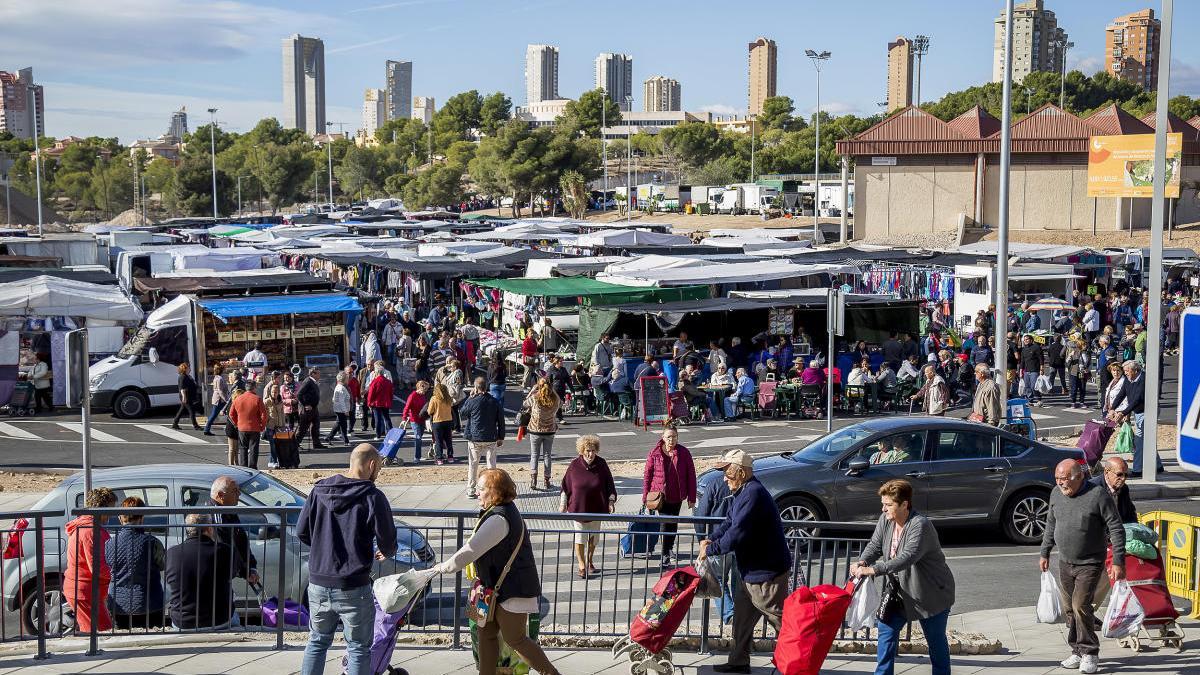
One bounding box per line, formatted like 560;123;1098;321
466;518;526;628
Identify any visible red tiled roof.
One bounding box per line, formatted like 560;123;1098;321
1139;111;1192;132
1001;104;1097;140
1084;104;1152;136
1190;115;1200;130
946;106;1001;139
853;106;965;142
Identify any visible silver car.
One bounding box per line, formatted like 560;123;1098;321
2;464;433;636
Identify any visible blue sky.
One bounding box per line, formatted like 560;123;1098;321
7;0;1199;143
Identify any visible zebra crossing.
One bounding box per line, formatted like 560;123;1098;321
0;419;220;445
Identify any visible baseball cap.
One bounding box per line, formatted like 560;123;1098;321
715;448;753;471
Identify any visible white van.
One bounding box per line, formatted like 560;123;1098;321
89;296;198;418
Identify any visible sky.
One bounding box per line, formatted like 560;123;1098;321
6;0;1200;144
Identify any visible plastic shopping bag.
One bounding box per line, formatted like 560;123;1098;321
694;556;724;600
1114;422;1135;456
1035;571;1063;624
1035;374;1053;394
1018;376;1028;397
1102;580;1145;639
373;568;437;614
846;577;879;632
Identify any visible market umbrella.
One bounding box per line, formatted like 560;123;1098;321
1027;298;1074;311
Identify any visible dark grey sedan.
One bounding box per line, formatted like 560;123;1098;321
749;416;1084;545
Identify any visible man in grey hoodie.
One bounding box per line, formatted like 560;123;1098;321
297;444;397;675
1039;459;1125;675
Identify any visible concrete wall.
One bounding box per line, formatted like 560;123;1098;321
855;164;973;239
855;159;1200;239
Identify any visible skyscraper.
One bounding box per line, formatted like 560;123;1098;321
282;34;326;134
412;96;436;124
1106;9;1160;92
595;53;633;111
362;89;385;137
167;107;188;139
886;37;914;112
525;44;559;104
385;60;412;121
0;67;44;141
643;76;682;112
748;37;777;115
992;0;1067;84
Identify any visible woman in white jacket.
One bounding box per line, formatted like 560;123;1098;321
324;371;353;445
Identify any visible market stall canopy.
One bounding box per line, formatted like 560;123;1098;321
417;241;495;256
145;294;192;329
315;253;509;279
132;268;330;295
602;255;711;275
168;245;276;271
463;246;560;267
196;293;362;322
701;236;788;249
707;228;806;240
954;241;1095;261
1027;297;1074;311
523;256;626;278
573;229;691;248
0;275;143;321
465;276;710;305
0;267;117;285
597;260;858;287
459;222;576;242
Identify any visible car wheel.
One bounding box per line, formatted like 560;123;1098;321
778;495;825;541
1002;489;1050;545
21;576;70;637
112;389;148;419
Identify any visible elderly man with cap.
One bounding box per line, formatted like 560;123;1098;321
698;449;791;674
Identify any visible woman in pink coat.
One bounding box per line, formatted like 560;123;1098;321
641;426;696;569
63;487;118;634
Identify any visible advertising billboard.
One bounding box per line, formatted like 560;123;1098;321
1087;133;1182;198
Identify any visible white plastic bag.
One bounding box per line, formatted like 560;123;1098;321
373;568;436;614
1036;570;1062;623
1103;580;1145;639
694;556;724;600
846;577;879;631
1018;376;1028;396
1035;374;1053;394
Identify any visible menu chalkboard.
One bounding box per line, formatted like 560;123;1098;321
639;375;670;428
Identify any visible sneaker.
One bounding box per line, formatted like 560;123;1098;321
267;462;279;469
1060;654;1081;669
712;665;751;674
435;459;444;465
1079;655;1098;674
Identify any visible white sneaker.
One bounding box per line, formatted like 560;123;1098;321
1060;654;1081;669
1079;655;1098;674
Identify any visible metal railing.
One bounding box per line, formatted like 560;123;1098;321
3;505;888;661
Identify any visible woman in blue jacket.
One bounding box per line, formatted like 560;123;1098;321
105;496;166;629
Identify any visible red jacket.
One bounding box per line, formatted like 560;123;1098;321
521;336;538;358
228;392;268;433
642;441;697;506
366;375;394;409
346;377;361;403
402;390;427;422
63;515;113;633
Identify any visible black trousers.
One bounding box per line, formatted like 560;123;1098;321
173;399;202;428
237;430;261;468
657;501;683;556
295;407;322;449
326;413;350;444
33;387;53;413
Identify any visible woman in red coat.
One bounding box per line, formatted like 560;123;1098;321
344;365;361;434
366;362;395;440
641;425;696;569
64;487;118;634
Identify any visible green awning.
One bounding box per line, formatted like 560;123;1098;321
465;276;710;305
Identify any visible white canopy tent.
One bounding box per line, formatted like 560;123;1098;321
523;256;626;278
597;260;858;287
0;275;144;322
602;255;710;275
573;229;691;248
954;242;1093;261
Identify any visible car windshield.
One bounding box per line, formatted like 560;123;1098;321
791;425;877;464
240;474;305;508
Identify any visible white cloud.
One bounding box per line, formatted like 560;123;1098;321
1171;59;1200;96
0;0;334;69
42;82;357;143
1068;54;1104;75
806;101;860;116
348;0;456;13
698;103;741;117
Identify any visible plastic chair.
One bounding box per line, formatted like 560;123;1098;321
736;390;760;420
844;384;867;413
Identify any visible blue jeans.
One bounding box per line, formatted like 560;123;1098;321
489;383;505;403
876;607;950;675
1129;411;1162;473
372;406;392;438
301;583;374;675
410;421;426;461
202;402;224;433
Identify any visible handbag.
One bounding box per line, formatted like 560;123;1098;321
516;404;532;428
645;490;664;512
876;573;904;621
466;519;526;628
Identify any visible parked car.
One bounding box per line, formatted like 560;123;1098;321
704;416;1082;546
2;464;433;636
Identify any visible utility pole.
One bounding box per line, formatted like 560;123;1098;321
750;114;756;183
237;175;244;218
207;107;219;218
995;0;1015;385
1143;0;1174;484
806;49;831;243
912;36;931;107
1057;38;1074;109
626;95;633;222
602;94;608;211
2;152;10;226
96;154;111;221
324;122;335;210
32;87;43;236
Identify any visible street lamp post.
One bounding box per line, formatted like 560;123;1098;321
1;152;10;226
626;95;633;223
806;49;831;243
750;114;756;183
207;108;218;218
912;36;931;107
1057;38;1074;109
237;175;244;218
995;0;1016;385
96;154;111;221
31;87;43;236
602;94;608;211
325;122;335;211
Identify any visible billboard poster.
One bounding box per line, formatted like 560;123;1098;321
1087;133;1182;198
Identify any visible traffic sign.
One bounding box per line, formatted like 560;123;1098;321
1177;308;1200;472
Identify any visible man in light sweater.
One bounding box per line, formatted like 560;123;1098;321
1039;459;1125;675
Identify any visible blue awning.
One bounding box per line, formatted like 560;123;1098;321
197;294;362;322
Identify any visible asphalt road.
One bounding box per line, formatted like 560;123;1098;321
1;372;1169;470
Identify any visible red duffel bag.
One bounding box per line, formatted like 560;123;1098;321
773;580;855;675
